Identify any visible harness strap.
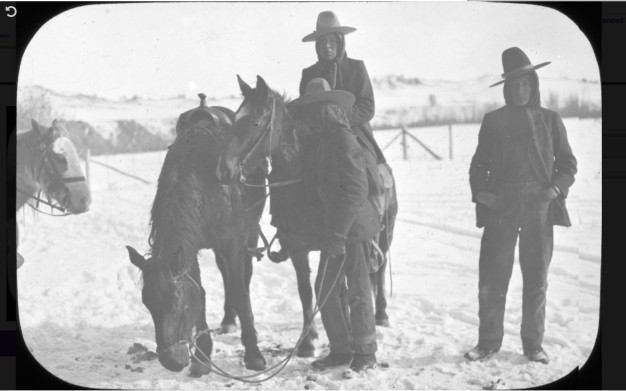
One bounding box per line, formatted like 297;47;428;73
241;177;304;188
16;187;68;214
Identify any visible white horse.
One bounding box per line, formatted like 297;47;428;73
15;119;92;268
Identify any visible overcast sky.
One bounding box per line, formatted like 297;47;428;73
18;1;600;100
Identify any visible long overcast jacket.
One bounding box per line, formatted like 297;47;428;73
314;126;381;243
469;105;577;227
300;56;386;164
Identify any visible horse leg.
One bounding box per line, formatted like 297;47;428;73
244;230;258;294
222;240;266;370
214;251;238;334
290;248;318;357
189;263;213;378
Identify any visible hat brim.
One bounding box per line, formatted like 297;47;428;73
489;62;551;88
302;27;357;42
291;90;355;112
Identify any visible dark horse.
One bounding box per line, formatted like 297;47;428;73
15;119;92;268
126;99;268;376
217;76;398;357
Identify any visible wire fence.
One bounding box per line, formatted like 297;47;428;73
84;148;153;187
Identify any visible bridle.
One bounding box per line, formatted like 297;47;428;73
236;98;303;189
17;135;86;216
156;270;204;356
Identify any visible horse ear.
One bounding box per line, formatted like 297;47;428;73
256;76;268;100
237;75;253;98
31;119;42;133
32;119;51;137
126;245;148;271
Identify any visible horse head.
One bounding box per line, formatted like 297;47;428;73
126;245;205;373
29;119;92;214
217;75;287;184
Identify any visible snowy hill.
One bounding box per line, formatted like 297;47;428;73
18;75;600;149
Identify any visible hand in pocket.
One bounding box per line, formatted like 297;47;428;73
539;186;559;202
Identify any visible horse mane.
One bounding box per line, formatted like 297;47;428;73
16;127;50;212
147;121;225;279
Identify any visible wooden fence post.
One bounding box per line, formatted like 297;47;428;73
402;126;408;161
448;124;453;160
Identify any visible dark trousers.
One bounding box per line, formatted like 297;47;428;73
315;241;377;355
477;181;554;353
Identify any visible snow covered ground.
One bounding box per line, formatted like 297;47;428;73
17;118;601;389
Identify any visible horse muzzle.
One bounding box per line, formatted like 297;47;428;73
157;342;190;372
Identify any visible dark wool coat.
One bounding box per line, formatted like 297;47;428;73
315;127;381;243
469;105;578;228
300;57;386;164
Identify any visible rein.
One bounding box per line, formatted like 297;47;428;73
16;187;69;215
186;253;347;383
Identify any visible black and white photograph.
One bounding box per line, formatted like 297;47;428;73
15;2;600;389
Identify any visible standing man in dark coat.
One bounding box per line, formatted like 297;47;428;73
292;78;381;373
466;47;577;364
299;11;386;165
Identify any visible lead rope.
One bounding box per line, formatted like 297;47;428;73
188;253;347;383
386;209;393;298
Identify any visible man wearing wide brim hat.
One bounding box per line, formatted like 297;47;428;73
466;47;578;364
298;11;387;167
294;77;382;373
291;77;355;111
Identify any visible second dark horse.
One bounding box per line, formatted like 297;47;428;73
217;75;398;358
127;101;268;376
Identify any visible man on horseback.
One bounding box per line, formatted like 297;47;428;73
299;11;387;167
291;78;381;373
299;10;394;276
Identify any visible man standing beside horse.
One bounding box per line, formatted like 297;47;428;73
291;78;381;373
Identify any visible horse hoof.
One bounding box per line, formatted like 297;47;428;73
296;345;315;358
189;358;211;377
218;324;237;334
244;357;266;371
376;318;391;327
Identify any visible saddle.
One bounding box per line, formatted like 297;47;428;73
175;93;235;138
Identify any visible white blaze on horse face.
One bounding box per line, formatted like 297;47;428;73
55;137;92;212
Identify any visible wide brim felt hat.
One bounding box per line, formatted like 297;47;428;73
291;78;355;112
489;47;551;87
302;11;357;42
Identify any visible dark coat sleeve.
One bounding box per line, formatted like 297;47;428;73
330;131;368;239
469;113;494;203
550;112;577;198
347;61;375;128
299;68;309;97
